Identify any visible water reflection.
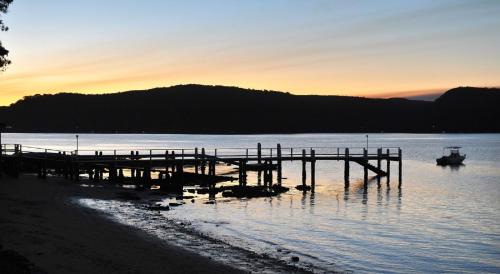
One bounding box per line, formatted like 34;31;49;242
439;164;465;171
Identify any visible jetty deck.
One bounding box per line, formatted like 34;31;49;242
0;143;403;193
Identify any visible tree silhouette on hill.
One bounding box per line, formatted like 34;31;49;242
0;0;13;71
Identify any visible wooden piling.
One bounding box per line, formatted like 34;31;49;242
201;148;206;175
171;151;176;173
311;149;316;190
363;148;368;188
257;143;262;185
386;148;391;185
194;147;199;174
344;148;350;188
277;143;282;186
398;148;402;188
302;149;307;188
130;151;135;178
257;143;262;164
165;150;169;173
377;148;382;187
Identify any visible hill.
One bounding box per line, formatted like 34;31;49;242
0;85;498;133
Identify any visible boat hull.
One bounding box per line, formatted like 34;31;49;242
436;155;466;165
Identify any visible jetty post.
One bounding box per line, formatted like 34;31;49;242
257;143;262;184
194;147;199;174
277;143;282;186
386;148;391;187
398;148;402;188
344;148;350;188
302;149;307;188
201;148;206;175
377;148;382;187
310;149;316;190
363;148;368;188
164;150;169;174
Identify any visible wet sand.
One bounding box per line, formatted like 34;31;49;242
0;175;243;274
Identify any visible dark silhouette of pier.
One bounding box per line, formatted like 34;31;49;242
0;143;403;195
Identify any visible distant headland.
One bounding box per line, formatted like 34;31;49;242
0;85;498;133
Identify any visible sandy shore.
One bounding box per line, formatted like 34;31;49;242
0;174;244;274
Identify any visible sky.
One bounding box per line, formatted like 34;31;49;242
0;0;499;105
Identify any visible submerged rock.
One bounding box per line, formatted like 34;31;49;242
168;202;183;207
147;204;170;211
221;185;289;198
295;185;312;191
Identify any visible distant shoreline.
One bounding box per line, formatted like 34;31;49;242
3;131;500;135
1;85;499;133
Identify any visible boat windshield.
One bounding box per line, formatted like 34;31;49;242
443;147;461;155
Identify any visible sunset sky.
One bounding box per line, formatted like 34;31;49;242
0;0;499;105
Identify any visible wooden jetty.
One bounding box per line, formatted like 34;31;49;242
0;143;403;195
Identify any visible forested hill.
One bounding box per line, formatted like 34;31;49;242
0;85;498;133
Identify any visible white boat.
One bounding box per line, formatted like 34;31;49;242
436;147;466;165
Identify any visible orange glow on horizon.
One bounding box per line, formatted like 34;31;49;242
1;1;500;106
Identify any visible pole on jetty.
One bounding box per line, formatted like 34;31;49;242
344;148;350;188
257;143;262;185
363;148;368;188
257;143;262;164
165;150;169;173
398;148;402;188
171;151;176;173
194;147;199;174
201;148;206;175
386;148;391;187
377;148;382;187
277;144;282;186
310;149;316;190
302;149;307;188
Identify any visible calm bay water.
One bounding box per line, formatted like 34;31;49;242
4;133;500;273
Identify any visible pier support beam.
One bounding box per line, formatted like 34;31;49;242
277;143;282;186
363;148;368;188
257;143;262;185
194;147;199;174
344;148;350;188
310;149;316;191
398;148;402;188
201;148;206;175
377;148;382;187
302;149;307;188
386;148;391;188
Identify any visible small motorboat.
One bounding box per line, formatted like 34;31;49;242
436;146;466;165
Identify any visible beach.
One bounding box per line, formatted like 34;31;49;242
0;175;245;274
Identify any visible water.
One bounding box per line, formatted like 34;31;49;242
3;133;500;273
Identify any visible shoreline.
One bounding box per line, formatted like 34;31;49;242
0;175;244;274
0;175;316;274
